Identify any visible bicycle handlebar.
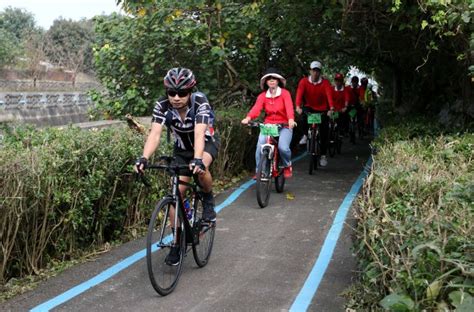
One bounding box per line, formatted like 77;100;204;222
136;155;199;187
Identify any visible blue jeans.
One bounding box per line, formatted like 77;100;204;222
255;128;293;171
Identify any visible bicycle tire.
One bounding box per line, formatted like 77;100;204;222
256;152;272;208
328;127;336;157
336;132;342;154
315;133;320;170
274;166;285;193
308;133;315;175
146;198;186;296
349;122;356;144
192;194;216;267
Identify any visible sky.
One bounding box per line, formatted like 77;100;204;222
0;0;122;29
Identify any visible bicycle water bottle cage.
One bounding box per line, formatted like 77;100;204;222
261;144;274;159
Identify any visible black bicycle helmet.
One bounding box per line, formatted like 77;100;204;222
163;67;196;90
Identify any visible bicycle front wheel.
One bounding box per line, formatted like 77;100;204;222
146;198;185;296
256;152;272;208
192;194;216;267
308;129;318;175
349;122;356;144
328;127;336;157
336;131;342;154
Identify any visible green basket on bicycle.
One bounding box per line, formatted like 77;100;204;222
259;124;279;136
349;109;357;118
307;113;322;124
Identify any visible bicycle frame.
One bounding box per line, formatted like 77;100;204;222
144;161;200;248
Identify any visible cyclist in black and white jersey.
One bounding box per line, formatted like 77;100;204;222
135;68;219;265
152;91;215;150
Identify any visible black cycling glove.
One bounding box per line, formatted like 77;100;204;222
135;156;148;171
189;158;206;171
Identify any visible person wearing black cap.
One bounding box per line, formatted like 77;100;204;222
241;68;296;178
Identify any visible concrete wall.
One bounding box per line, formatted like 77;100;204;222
0;92;94;126
0;79;100;92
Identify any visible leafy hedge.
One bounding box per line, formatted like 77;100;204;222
0;110;257;287
348;121;473;311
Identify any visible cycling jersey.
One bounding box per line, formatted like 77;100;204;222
151;92;215;150
295;76;334;111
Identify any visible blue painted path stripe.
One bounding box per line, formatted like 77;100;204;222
31;153;307;311
289;157;372;312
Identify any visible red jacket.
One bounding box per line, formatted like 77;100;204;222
295;76;334;111
247;87;294;124
332;86;349;112
347;86;360;106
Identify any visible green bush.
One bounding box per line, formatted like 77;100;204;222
348;123;474;311
0;125;157;283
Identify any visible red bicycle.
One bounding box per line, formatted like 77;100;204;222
248;122;286;208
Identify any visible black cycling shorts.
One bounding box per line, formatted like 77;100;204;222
173;136;220;176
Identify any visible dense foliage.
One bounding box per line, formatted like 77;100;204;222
91;0;472;123
0;7;38;68
348;121;473;310
45;18;96;75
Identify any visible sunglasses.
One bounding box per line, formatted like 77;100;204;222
167;90;190;97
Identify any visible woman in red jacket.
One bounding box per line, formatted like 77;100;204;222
241;68;296;178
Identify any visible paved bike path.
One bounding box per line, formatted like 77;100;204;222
2;142;370;312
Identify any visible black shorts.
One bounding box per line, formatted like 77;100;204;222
173;136;220;176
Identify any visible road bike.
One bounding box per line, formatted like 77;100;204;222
138;156;216;296
306;111;322;175
328;111;342;157
248;122;286;208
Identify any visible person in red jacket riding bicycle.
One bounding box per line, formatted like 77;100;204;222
332;73;349;113
241;68;296;178
295;60;334;167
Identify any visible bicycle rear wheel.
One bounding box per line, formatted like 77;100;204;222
192;194;216;267
256;152;272;208
146;198;185;296
274;166;285;193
